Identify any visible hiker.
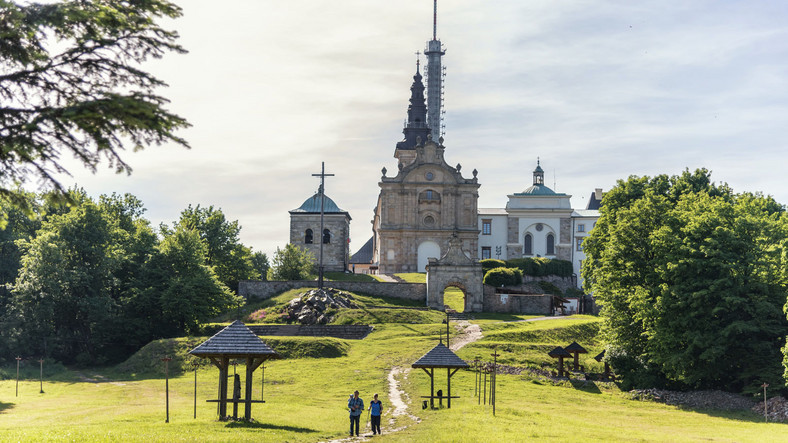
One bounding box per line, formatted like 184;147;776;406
348;390;364;436
369;393;383;435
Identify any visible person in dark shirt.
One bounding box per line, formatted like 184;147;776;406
347;390;364;436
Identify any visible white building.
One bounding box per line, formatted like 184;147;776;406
477;161;601;288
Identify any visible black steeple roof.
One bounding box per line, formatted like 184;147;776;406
396;61;430;151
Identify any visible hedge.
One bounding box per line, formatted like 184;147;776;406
480;259;506;274
483;267;523;287
505;257;573;277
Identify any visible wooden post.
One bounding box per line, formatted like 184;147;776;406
430;368;435;409
161;357;172;423
573;352;579;372
244;357;254;420
483;369;487;405
447;369;451;408
762;383;769;422
193;362;199;419
261;363;265;401
219;357;229;420
15;357;21;397
38;359;44;394
232;374;240;420
491;349;499;416
446;311;450;348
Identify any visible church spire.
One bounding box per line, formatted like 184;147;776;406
425;0;445;142
395;56;430;153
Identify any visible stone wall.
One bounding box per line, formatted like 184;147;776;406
482;285;552;314
238;280;426;302
522;275;577;292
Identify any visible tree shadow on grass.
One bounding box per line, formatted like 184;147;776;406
0;401;15;413
569;379;602;394
225;420;318;433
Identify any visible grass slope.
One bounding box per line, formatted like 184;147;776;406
1;314;783;442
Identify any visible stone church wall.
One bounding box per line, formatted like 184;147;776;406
239;280;426;302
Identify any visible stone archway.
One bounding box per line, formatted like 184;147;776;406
442;282;467;313
426;235;483;312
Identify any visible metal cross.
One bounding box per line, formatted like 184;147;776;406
312;162;334;289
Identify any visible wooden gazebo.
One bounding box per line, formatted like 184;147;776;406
412;343;469;409
189;321;281;420
564;341;588;372
548;346;571;378
594;350;612;380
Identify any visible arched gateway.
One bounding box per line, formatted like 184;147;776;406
426;235;484;312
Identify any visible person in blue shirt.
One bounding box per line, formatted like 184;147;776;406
369;393;383;435
348;390;364;436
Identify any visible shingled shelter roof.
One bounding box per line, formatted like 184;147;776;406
565;342;588;354
190;320;280;359
412;343;469;369
548;346;571;358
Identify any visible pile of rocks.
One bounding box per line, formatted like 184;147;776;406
629;388;755;411
285;288;358;325
752;396;788;422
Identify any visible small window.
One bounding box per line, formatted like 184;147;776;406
482;219;491;235
577;224;585;232
576;237;584;252
524;233;533;255
547;233;555;255
323;229;331;244
426;190;433;199
481;247;491;259
305;229;313;244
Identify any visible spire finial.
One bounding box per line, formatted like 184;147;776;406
537;156;540;167
415;50;421;72
433;0;438;41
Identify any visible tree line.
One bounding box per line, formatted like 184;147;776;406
0;190;269;366
583;169;788;394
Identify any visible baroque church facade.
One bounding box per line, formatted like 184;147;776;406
370;63;479;273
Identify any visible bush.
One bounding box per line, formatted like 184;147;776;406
480;259;506;274
483;267;523;287
505;257;573;277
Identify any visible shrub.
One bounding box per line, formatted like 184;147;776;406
483;267;523;287
505;257;573;277
480;259;506;274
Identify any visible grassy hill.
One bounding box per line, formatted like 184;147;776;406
0;291;782;442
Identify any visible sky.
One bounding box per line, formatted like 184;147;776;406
55;0;788;257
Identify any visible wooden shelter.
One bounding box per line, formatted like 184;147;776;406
189;321;280;420
548;346;571;377
564;341;588;372
594;350;612;379
412;343;469;409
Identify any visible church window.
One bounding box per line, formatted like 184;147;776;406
419;189;440;202
576;237;584;252
577;223;585;232
535;223;543;232
323;229;331;244
547;233;555;255
481;247;491;259
425;171;434;181
423;215;435;226
524;233;533;255
482;219;491;235
305;229;313;244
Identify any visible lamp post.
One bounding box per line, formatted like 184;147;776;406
15;356;21;397
162;357;172;423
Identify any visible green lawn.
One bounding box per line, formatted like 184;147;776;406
1;315;783;442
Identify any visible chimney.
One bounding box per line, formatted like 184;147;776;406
594;188;603;200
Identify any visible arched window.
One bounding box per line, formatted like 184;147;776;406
323;229;331;244
305;229;313;244
524;233;533;255
547;233;555;255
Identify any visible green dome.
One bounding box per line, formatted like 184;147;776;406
291;193;346;213
517;184;558;196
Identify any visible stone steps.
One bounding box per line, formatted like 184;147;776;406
247;324;373;340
